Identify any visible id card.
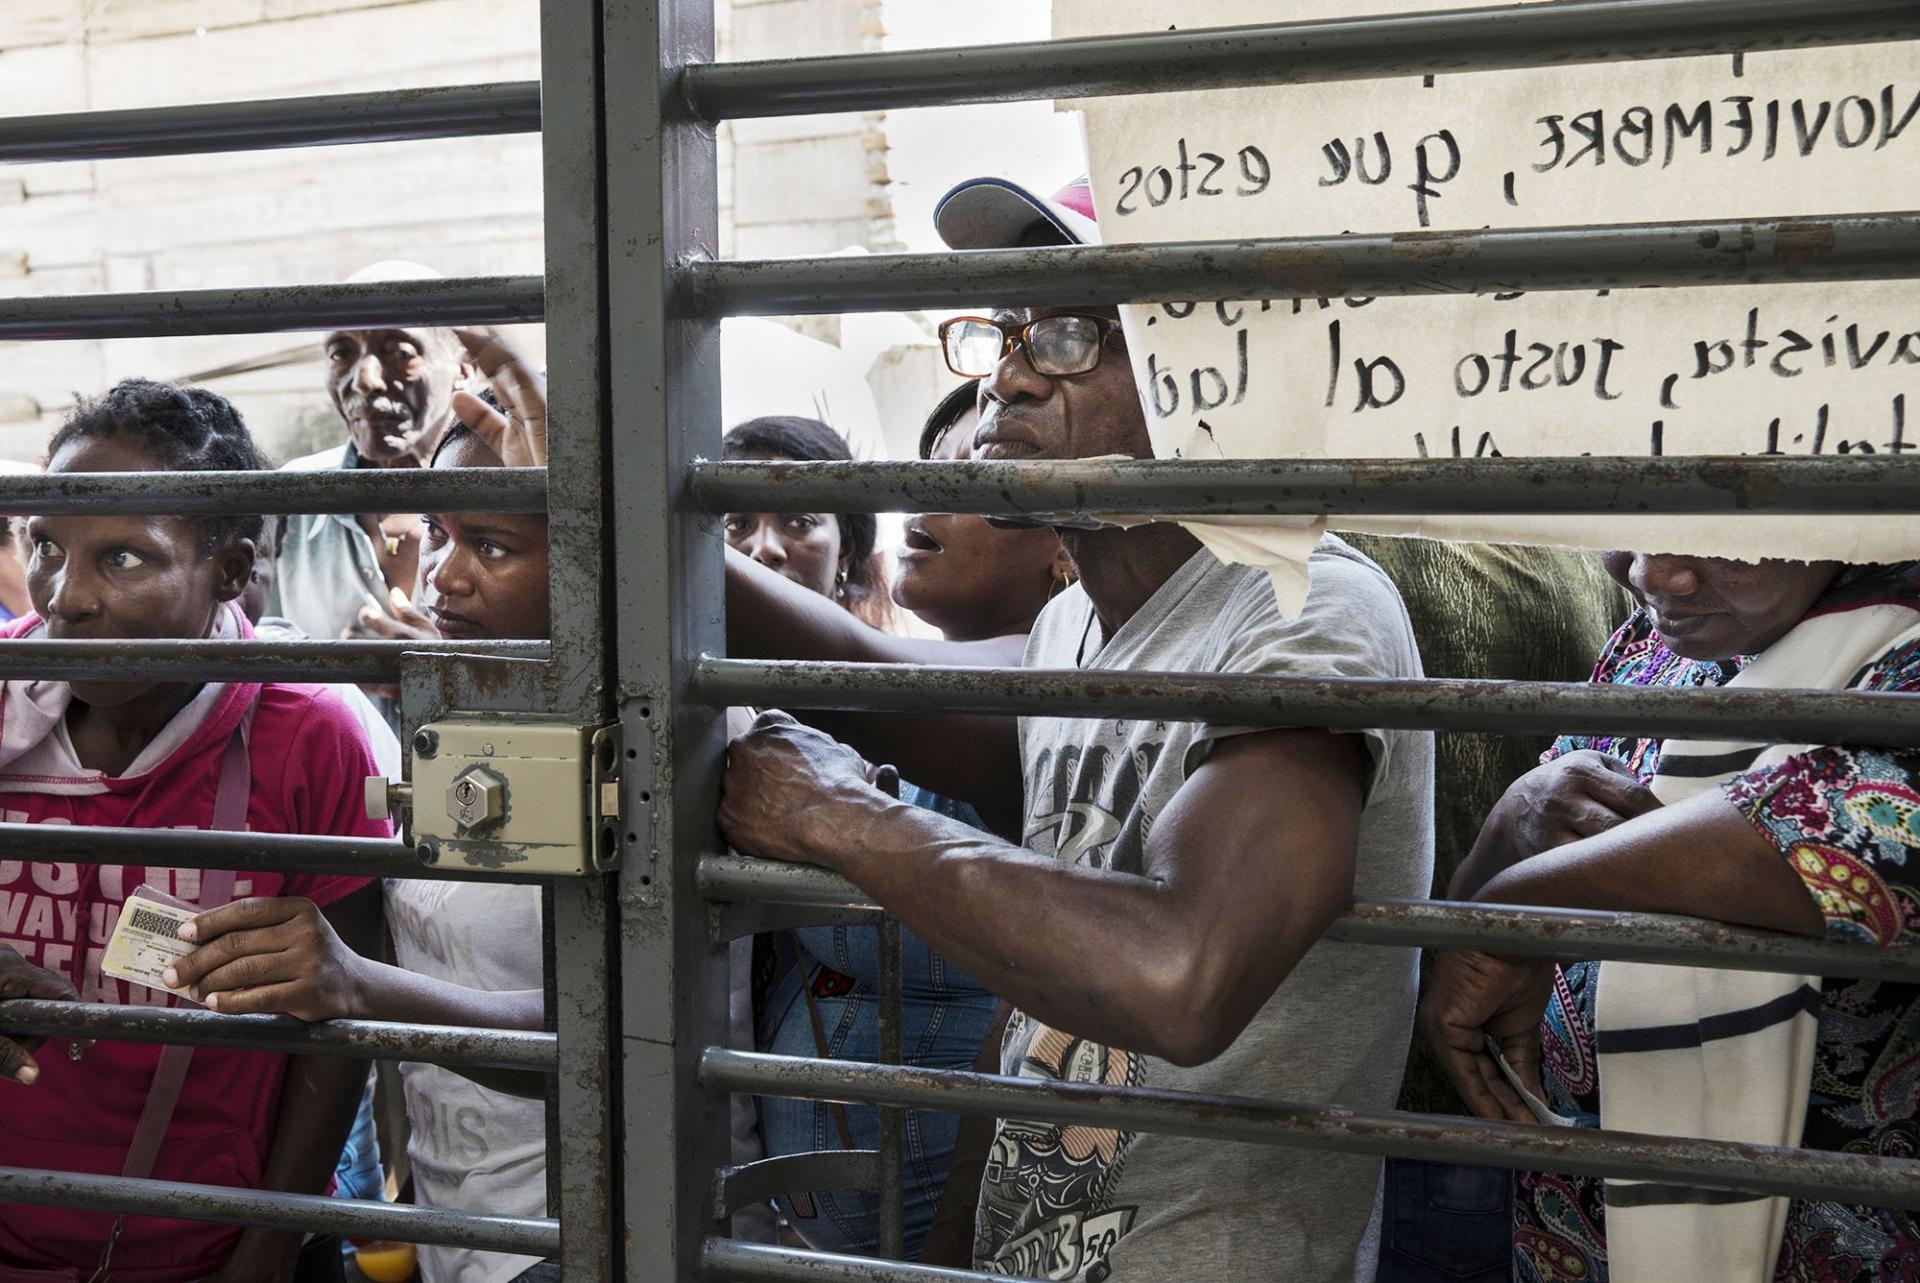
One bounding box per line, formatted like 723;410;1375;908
101;890;199;995
1485;1034;1576;1127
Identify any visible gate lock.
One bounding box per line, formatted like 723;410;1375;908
366;716;622;876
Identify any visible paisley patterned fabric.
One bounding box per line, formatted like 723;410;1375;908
1517;562;1920;1283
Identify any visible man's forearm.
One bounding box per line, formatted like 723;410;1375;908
819;798;1209;1062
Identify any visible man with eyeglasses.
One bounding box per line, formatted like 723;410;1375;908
720;177;1433;1282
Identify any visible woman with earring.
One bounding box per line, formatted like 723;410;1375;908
721;406;1071;1263
721;416;894;630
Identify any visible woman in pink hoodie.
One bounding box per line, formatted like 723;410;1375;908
0;379;385;1283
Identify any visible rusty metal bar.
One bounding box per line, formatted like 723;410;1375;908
875;916;906;1261
691;456;1920;520
0;468;545;516
685;212;1920;316
681;0;1920;119
0;276;543;342
701;1050;1920;1210
0;1001;557;1071
702;1239;1012;1282
0;823;520;882
695;658;1920;749
0;1168;558;1254
0;639;544;684
696;855;1920;984
0;82;542;164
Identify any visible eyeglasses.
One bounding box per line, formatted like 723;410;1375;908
937;314;1121;379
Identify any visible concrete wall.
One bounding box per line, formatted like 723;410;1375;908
0;0;546;465
0;1;1078;467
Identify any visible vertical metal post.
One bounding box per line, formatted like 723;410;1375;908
877;916;907;1260
608;0;729;1280
538;0;621;1276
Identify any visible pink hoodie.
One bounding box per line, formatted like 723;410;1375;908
0;605;384;1282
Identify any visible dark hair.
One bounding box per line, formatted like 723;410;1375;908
722;416;891;629
429;386;505;468
48;379;269;551
920;380;981;460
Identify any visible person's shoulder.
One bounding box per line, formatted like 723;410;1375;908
281;444;350;472
1200;539;1420;679
251;682;371;751
1023;583;1095;667
1303;534;1409;612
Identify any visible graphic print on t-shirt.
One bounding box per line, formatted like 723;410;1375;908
1023;738;1167;876
976;738;1169;1278
979;1014;1143;1280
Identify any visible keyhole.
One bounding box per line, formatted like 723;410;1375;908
456;780;477;805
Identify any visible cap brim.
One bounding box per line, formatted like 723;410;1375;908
934;177;1096;251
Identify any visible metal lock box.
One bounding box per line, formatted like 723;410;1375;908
402;717;621;876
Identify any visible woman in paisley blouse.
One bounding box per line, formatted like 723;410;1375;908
1420;552;1920;1283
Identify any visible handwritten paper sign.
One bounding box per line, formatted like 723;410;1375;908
1054;0;1920;576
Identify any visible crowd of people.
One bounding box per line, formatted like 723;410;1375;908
0;172;1908;1283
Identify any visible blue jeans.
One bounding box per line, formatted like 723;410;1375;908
1378;1159;1513;1283
753;783;1000;1260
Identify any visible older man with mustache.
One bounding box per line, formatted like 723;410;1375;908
269;261;472;664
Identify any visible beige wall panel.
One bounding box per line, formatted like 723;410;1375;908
86;0;536;106
89;2;268;44
0;0;85;50
733;134;874;225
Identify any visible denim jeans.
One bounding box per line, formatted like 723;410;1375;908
1378;1159;1513;1283
753;784;998;1260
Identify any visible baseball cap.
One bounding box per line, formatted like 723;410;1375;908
934;176;1099;251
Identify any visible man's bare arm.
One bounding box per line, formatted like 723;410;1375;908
720;718;1367;1066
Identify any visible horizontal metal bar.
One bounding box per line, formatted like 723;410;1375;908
692;456;1920;519
1326;900;1920;982
696;659;1920;747
0;469;545;516
0;276;544;342
0;822;526;882
688;212;1920;316
681;0;1920;118
702;1239;1011;1282
0;1167;557;1254
702;1050;1920;1210
0;639;544;683
712;1150;881;1220
0;1000;556;1071
697;856;1920;983
0;82;542;164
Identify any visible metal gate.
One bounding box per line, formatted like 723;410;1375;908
4;0;1920;1279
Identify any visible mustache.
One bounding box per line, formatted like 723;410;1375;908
342;393;415;420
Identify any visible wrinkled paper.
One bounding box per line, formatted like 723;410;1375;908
1053;0;1920;610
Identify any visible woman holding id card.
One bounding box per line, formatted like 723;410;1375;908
0;380;386;1283
168;348;562;1283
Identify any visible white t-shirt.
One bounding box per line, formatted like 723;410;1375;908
383;880;548;1283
